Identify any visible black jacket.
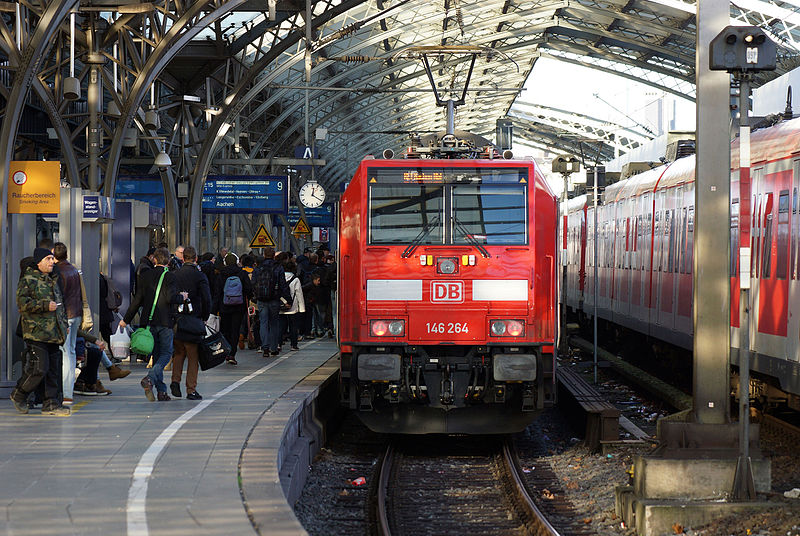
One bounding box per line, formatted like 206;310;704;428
123;265;181;328
174;263;212;321
134;256;154;296
214;264;253;314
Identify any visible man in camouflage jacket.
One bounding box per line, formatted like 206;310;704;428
10;247;70;416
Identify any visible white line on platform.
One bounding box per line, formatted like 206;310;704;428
126;356;290;536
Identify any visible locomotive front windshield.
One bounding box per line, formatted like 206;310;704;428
367;167;528;245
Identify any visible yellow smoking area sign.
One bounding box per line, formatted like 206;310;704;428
8;161;61;214
292;217;311;235
249;224;276;248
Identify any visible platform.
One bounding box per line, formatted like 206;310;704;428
0;338;338;536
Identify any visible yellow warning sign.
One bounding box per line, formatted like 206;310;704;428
520;178;527;183
249;224;276;248
292;218;312;235
369;178;377;183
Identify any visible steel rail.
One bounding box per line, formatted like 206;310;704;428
501;439;561;536
375;443;394;536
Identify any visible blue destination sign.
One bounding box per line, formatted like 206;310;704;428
274;204;334;227
202;175;288;214
83;195;115;221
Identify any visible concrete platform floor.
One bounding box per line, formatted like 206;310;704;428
0;338;338;536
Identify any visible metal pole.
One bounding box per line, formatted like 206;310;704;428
560;174;568;355
593;168;599;384
733;73;756;500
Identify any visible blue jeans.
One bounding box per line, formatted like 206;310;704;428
258;301;270;351
266;301;282;352
146;326;174;393
61;316;81;399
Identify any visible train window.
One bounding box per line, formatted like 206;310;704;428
754;193;762;276
762;192;773;279
654;211;661;271
667;209;675;273
452;184;526;245
731;200;739;277
680;207;688;274
368;185;444;244
777;190;790;280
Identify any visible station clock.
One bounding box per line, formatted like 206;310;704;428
299;180;326;208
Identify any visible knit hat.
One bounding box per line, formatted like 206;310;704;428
32;247;52;265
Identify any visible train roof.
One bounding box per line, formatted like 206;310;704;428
731;115;800;165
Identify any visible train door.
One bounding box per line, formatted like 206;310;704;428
757;172;792;340
585;205;596;314
651;191;665;334
675;186;694;336
613;200;630;319
658;188;677;332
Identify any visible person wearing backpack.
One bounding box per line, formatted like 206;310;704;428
215;253;252;365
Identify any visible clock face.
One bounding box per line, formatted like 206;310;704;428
299;181;325;208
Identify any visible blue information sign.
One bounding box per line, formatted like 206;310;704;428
274;204;334;227
115;176;164;208
202;175;288;214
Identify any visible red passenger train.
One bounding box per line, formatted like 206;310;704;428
565;116;800;410
338;148;558;434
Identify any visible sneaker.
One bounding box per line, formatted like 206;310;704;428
186;391;203;401
107;365;131;381
141;377;156;402
74;381;96;396
157;391;171;402
226;358;238;365
42;405;70;416
10;392;28;414
170;381;182;398
290;346;299;351
63;397;73;406
94;381;111;396
270;351;279;357
262;348;270;357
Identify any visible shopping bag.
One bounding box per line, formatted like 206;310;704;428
130;326;154;356
175;314;206;343
198;326;231;371
205;314;220;332
110;325;131;359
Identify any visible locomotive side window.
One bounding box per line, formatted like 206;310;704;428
452;184;526;245
777;189;790;280
368;185;444;244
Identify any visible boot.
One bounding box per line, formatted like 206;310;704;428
107;365;131;381
93;381;112;395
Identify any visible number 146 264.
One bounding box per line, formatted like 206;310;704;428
426;322;469;334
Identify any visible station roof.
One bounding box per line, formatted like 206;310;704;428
176;0;800;192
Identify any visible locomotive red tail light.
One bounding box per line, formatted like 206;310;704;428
490;319;525;337
370;320;405;337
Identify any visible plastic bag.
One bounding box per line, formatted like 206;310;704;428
205;313;220;332
110;325;131;359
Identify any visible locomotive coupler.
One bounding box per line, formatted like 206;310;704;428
522;383;535;412
359;382;373;411
440;364;454;406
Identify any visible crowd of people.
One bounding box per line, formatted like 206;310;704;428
10;239;337;415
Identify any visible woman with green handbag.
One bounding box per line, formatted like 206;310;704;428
118;248;186;401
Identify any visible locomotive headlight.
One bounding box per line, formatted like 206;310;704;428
371;320;388;336
371;319;405;337
388;321;405;336
491;320;507;336
490;320;525;337
438;257;457;274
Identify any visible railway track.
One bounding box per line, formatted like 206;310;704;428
372;436;572;536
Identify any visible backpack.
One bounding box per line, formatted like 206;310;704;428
222;275;244;305
102;273;123;310
254;263;276;302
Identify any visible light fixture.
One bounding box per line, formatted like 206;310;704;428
107;38;120;116
154;149;172;168
122;127;137;147
64;12;80;100
145;84;160;130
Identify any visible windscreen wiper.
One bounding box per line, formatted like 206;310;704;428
453;216;490;258
401;216;441;258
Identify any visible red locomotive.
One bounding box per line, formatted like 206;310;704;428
338;144;558;434
565;116;800;410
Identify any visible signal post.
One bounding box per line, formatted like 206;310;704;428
615;6;772;535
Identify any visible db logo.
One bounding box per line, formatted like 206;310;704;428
431;281;463;303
